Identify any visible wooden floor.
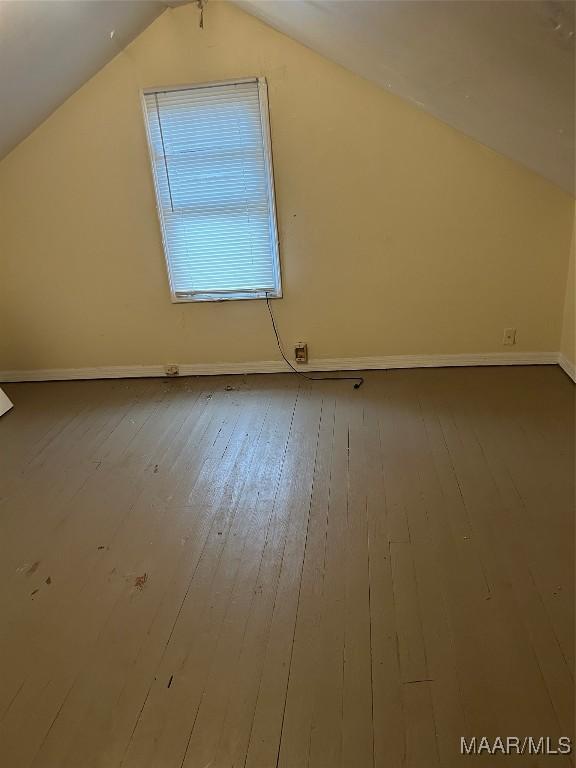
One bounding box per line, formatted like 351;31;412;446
0;366;573;768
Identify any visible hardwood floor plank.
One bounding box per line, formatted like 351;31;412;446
307;391;350;768
402;682;440;768
178;386;301;768
364;387;404;768
242;385;324;768
0;368;572;768
256;392;335;768
390;542;428;685
27;381;230;768
424;369;572;766
340;393;374;767
120;383;280;768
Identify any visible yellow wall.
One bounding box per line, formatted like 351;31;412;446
0;1;574;372
560;208;575;371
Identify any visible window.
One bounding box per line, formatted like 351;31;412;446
143;78;281;302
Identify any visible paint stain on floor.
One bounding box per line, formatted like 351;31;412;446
134;573;148;591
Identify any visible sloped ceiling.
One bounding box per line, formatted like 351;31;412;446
235;0;575;194
0;0;574;194
0;0;170;160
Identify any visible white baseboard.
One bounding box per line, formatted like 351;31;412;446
0;351;562;384
558;354;576;383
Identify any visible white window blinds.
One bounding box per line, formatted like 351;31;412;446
143;78;281;302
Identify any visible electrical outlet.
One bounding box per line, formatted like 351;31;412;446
294;342;308;364
503;328;516;346
165;364;179;377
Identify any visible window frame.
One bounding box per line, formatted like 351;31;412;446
141;77;282;303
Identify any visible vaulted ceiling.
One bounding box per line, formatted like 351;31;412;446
0;1;169;160
0;0;574;194
235;0;575;194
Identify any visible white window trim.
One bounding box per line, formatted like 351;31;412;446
141;77;282;303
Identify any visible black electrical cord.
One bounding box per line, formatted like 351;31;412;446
265;295;364;390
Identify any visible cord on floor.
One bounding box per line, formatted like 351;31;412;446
265;295;364;390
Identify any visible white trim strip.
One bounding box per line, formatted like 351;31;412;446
0;352;563;383
558;354;576;383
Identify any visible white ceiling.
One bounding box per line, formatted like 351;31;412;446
235;0;575;194
0;0;574;194
0;0;169;160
